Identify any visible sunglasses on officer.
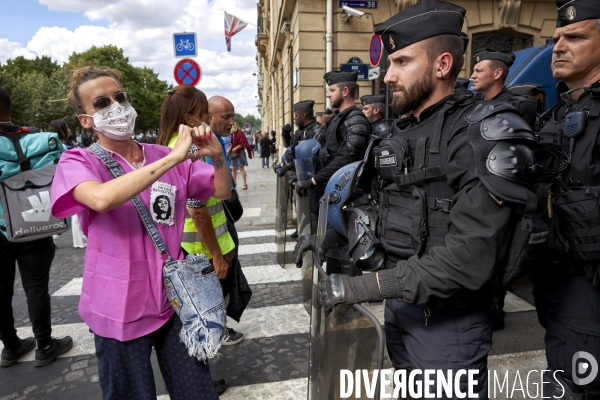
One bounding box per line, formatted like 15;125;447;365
86;92;132;113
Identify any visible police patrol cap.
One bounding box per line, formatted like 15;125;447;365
293;100;315;112
374;1;466;54
556;0;600;27
324;108;333;115
472;48;516;68
459;32;469;52
360;94;386;106
324;70;358;85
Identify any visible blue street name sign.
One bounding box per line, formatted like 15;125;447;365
339;1;377;8
173;32;197;58
340;63;369;81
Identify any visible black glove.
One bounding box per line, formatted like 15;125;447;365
273;163;281;173
294;234;316;268
277;164;290;177
288;173;297;187
295;183;307;197
317;273;382;316
296;178;314;190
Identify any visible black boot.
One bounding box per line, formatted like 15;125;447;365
34;336;73;367
213;378;228;395
1;337;35;367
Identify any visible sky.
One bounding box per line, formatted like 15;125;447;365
0;0;260;117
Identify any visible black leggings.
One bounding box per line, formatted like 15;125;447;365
95;314;218;400
0;235;54;348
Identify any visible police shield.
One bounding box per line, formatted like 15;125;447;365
275;173;289;266
308;257;386;400
296;187;313;313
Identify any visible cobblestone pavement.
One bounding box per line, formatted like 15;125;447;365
0;155;549;399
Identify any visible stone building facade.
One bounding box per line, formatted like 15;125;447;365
256;0;556;140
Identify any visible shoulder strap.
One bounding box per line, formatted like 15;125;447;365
430;94;471;154
0;133;30;172
87;144;171;258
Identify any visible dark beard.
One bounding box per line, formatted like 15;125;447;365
332;96;343;109
391;67;433;116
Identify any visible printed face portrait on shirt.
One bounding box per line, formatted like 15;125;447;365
149;181;177;226
152;195;172;221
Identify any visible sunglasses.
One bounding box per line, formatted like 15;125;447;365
87;92;132;113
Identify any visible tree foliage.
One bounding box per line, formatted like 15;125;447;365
0;46;170;132
234;113;262;130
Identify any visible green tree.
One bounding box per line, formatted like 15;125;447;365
0;45;171;133
0;55;60;79
234;113;262;130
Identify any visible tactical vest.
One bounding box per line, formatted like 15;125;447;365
374;97;471;266
373;97;543;292
167;135;235;259
304;120;321;140
537;89;600;266
319;107;364;167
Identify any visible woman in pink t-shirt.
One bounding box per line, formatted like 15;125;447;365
50;66;231;400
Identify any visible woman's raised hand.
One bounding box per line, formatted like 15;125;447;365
191;125;223;160
171;124;197;163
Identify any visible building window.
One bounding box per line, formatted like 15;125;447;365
471;32;534;53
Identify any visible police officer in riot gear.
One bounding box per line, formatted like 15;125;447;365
360;94;392;139
295;71;371;233
316;2;538;397
471;48;540;330
532;1;600;397
471;48;538;127
275;102;320;177
292;100;320;145
296;70;371;192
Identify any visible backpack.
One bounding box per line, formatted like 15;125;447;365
0;130;68;242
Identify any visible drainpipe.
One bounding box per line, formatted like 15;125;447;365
326;0;333;109
271;74;276;133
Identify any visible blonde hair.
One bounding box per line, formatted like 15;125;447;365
231;122;240;133
67;66;123;114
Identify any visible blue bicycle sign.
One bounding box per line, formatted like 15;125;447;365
173;32;197;57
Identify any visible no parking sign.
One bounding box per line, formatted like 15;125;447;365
369;33;382;67
174;58;202;86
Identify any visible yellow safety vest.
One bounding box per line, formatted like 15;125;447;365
168;134;235;258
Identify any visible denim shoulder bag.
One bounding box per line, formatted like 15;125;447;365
88;144;227;361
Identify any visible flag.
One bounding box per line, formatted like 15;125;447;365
224;11;249;52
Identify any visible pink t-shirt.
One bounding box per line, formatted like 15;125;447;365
51;144;215;341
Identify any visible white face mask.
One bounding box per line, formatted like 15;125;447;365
84;101;137;141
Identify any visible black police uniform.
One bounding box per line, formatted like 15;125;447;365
304;71;371;231
317;2;538;397
492;87;538;128
313;71;371;187
472;48;538;128
360;94;392;139
370;119;392;139
532;3;600;395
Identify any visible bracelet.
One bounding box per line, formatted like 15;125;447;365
187;199;207;208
